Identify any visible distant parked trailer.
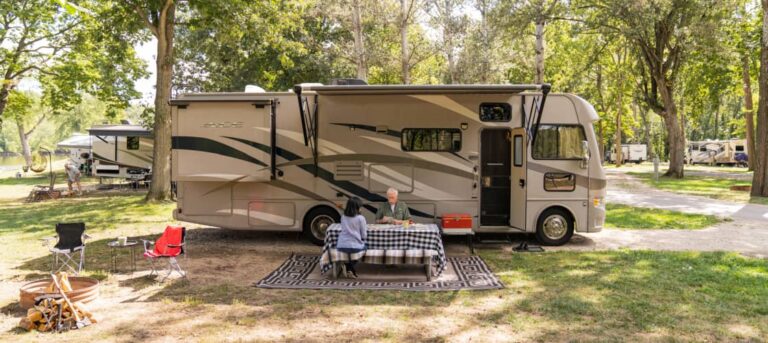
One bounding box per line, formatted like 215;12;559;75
687;140;748;167
607;144;647;164
88;124;153;179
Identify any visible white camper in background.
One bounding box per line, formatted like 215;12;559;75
56;133;92;166
170;82;607;246
608;144;647;164
89;124;153;180
714;139;748;167
687;141;720;165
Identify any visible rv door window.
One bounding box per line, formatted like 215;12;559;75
401;128;461;152
479;103;511;122
532;124;586;160
127;136;140;150
513;135;523;167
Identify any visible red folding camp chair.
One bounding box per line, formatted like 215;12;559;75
142;225;187;281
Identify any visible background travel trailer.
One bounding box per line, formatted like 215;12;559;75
89;124;153;179
607;144;647;164
169;83;606;246
56;133;92;168
686;139;748;166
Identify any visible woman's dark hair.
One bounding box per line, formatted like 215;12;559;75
343;197;363;217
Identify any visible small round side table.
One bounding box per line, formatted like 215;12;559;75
107;240;139;274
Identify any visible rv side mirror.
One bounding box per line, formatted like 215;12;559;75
580;140;590;169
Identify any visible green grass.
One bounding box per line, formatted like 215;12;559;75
627;171;768;205
1;192;767;341
0;171;98;186
605;203;724;230
0;194;175;275
480;250;768;341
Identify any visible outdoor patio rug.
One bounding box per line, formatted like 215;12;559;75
254;254;504;291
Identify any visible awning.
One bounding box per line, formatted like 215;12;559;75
296;84;548;95
56;134;91;149
88;125;152;137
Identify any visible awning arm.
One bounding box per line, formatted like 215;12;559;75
529;83;552;149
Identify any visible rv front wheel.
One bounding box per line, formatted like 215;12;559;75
535;208;574;246
303;207;340;246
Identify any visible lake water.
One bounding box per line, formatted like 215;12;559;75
0;155;67;172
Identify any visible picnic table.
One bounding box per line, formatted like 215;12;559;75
319;223;446;281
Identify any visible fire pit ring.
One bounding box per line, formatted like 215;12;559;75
19;277;100;310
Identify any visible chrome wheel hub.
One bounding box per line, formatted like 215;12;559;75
543;214;567;240
311;215;334;240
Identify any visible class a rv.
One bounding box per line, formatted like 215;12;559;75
170;82;607;246
88;124;153;179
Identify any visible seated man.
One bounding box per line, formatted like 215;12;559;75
375;187;412;224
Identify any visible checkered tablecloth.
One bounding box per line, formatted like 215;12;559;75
319;223;446;277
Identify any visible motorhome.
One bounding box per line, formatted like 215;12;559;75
687;139;748;167
687;141;720;165
89;124;153;179
607;144;647;164
170;82;607;246
714;139;747;167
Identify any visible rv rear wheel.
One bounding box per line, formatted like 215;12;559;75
303;207;340;246
535;208;574;246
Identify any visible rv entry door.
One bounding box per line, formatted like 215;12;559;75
480;129;511;226
510;127;526;229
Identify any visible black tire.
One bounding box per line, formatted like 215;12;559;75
303;206;340;246
535;207;574;246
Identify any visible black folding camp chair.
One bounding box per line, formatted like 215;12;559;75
42;223;90;275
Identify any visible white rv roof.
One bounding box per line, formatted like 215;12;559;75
89;124;152;137
297;84;548;95
56;133;91;149
170;93;283;105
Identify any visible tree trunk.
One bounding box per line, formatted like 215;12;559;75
742;53;756;171
147;1;176;201
0;84;11;128
714;103;720;140
351;0;367;81
400;0;410;84
658;82;685;178
534;19;545;84
752;0;768;196
614;111;622;167
15;119;32;168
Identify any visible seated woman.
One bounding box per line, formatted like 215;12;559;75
336;197;367;278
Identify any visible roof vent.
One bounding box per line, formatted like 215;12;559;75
331;78;368;86
244;85;266;93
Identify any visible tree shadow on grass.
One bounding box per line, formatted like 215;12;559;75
0;193;173;237
478;250;768;341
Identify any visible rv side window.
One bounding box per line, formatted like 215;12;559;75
513;135;523;167
401;128;461;152
532;124;586;160
479;103;511;122
127;136;140;150
735;145;744;152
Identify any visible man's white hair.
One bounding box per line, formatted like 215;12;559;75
386;187;398;196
